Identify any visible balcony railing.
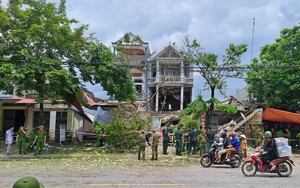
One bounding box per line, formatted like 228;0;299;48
147;76;193;84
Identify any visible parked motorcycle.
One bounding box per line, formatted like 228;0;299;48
200;143;242;168
242;147;295;177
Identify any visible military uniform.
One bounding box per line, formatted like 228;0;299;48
206;130;215;152
27;130;36;151
162;129;169;154
138;132;147;160
174;129;183;155
188;129;198;154
35;127;46;156
151;132;160;160
17;127;27;154
198;133;207;157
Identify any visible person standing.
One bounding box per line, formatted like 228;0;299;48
5;126;14;155
27;129;36;151
34;125;47;156
240;134;248;160
198;131;207;157
284;128;292;145
188;127;198;155
162;127;169;155
137;130;150;160
151;130;160;160
206;127;215;152
174;125;184;156
16;125;27;155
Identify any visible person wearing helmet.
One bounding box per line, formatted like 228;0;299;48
225;132;240;161
263;130;278;171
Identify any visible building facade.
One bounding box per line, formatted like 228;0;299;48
112;33;194;112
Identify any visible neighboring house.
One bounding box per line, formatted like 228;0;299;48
0;92;114;142
112;33;194;112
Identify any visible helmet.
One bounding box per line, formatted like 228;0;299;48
264;131;272;138
232;132;237;137
13;176;44;188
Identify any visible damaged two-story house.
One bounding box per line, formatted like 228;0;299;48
112;33;194;113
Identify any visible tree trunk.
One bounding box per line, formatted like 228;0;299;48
209;85;216;115
39;102;45;125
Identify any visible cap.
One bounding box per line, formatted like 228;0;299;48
13;176;44;188
39;125;44;129
240;134;246;139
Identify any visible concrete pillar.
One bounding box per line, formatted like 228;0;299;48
191;86;194;101
49;111;56;141
0;102;3;131
26;107;34;130
180;60;184;82
155;85;159;112
180;85;184;110
156;60;160;82
67;109;74;138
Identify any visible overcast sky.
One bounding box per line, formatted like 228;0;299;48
3;0;300;100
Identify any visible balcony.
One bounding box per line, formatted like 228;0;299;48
147;76;193;84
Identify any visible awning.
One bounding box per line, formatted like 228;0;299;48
262;108;300;125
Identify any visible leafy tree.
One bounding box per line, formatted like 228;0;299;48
0;0;136;123
179;95;238;120
182;36;247;114
246;24;300;112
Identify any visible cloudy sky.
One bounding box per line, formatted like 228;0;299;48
4;0;300;100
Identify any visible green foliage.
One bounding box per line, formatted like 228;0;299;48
179;95;208;119
182;35;247;113
94;108;151;151
179;116;199;130
90;43;137;102
246;24;300;111
179;95;238;120
0;0;136;123
182;36;247;98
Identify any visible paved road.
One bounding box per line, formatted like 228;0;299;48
1;144;300;188
1;154;300;188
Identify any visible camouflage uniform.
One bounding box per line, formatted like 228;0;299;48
138;131;147;160
198;133;207;157
151;131;160;160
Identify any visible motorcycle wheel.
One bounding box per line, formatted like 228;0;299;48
277;161;292;177
200;155;212;168
241;161;257;177
230;155;242;168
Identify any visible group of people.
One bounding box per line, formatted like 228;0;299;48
5;125;48;156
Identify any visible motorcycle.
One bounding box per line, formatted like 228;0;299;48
241;146;295;177
200;142;242;168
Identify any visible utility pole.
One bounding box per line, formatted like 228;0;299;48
250;18;255;63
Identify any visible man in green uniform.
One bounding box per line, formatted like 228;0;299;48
188;127;198;155
174;125;184;156
285;128;292;145
27;128;36;151
16;125;27;155
198;131;207;157
206;127;215;153
34;125;47;156
276;129;284;138
162;127;169;154
151;130;160;160
137;130;150;160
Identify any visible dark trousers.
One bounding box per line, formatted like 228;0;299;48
176;140;182;155
163;139;169;154
188;141;197;154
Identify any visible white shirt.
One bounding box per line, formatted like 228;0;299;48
5;129;13;144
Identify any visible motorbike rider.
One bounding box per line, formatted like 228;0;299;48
214;137;224;163
226;132;240;161
262;131;278;171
